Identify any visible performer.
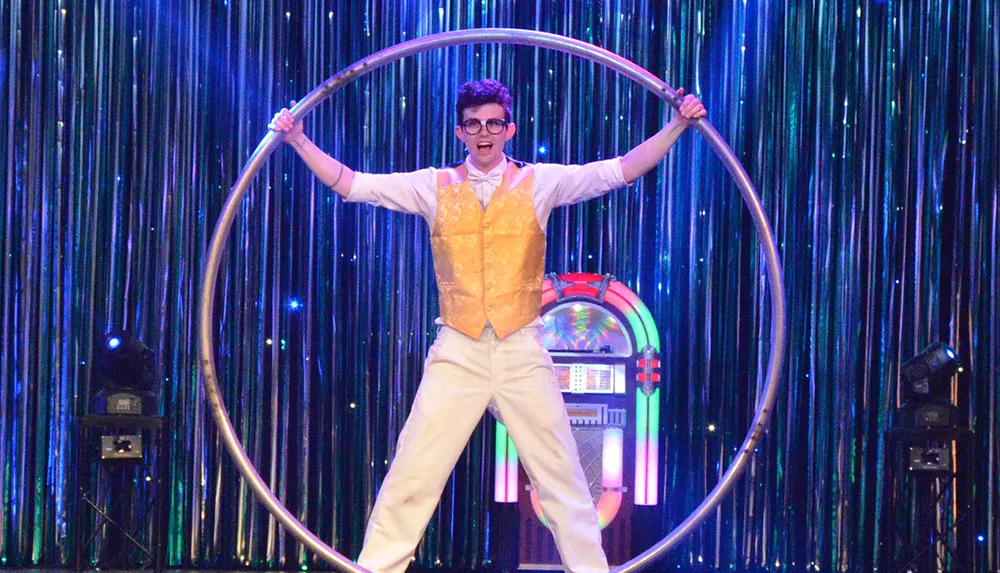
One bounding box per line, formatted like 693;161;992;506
269;79;705;573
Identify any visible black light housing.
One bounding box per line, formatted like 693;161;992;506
899;342;962;404
95;331;156;391
894;342;964;428
92;330;159;415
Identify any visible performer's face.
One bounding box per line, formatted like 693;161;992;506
455;103;516;172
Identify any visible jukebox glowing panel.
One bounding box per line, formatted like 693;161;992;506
494;273;661;567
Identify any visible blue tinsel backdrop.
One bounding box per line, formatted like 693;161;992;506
0;0;997;570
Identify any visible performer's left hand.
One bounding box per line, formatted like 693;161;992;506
674;88;707;127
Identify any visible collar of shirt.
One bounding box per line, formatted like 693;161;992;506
464;155;507;208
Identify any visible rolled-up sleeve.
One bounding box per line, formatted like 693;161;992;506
346;169;438;226
532;158;627;228
535;158;627;208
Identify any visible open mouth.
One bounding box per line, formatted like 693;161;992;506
476;142;494;153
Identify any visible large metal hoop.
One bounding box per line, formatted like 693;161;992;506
198;28;787;573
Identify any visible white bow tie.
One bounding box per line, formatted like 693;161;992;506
468;171;502;187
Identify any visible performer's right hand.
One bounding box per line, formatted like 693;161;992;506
269;100;305;145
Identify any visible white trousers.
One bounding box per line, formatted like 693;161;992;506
357;324;609;573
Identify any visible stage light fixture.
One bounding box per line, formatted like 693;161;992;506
900;342;962;404
894;342;963;429
92;330;159;416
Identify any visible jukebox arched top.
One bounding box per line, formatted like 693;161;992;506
541;272;661;355
541;301;634;357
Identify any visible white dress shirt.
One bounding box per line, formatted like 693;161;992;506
346;154;627;232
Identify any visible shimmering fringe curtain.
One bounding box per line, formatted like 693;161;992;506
0;0;997;570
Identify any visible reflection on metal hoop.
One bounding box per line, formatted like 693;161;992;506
198;28;786;573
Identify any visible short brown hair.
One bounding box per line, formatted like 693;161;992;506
456;79;512;124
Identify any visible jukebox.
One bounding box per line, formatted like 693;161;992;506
494;272;662;567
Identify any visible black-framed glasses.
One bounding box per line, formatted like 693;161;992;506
459;118;508;135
